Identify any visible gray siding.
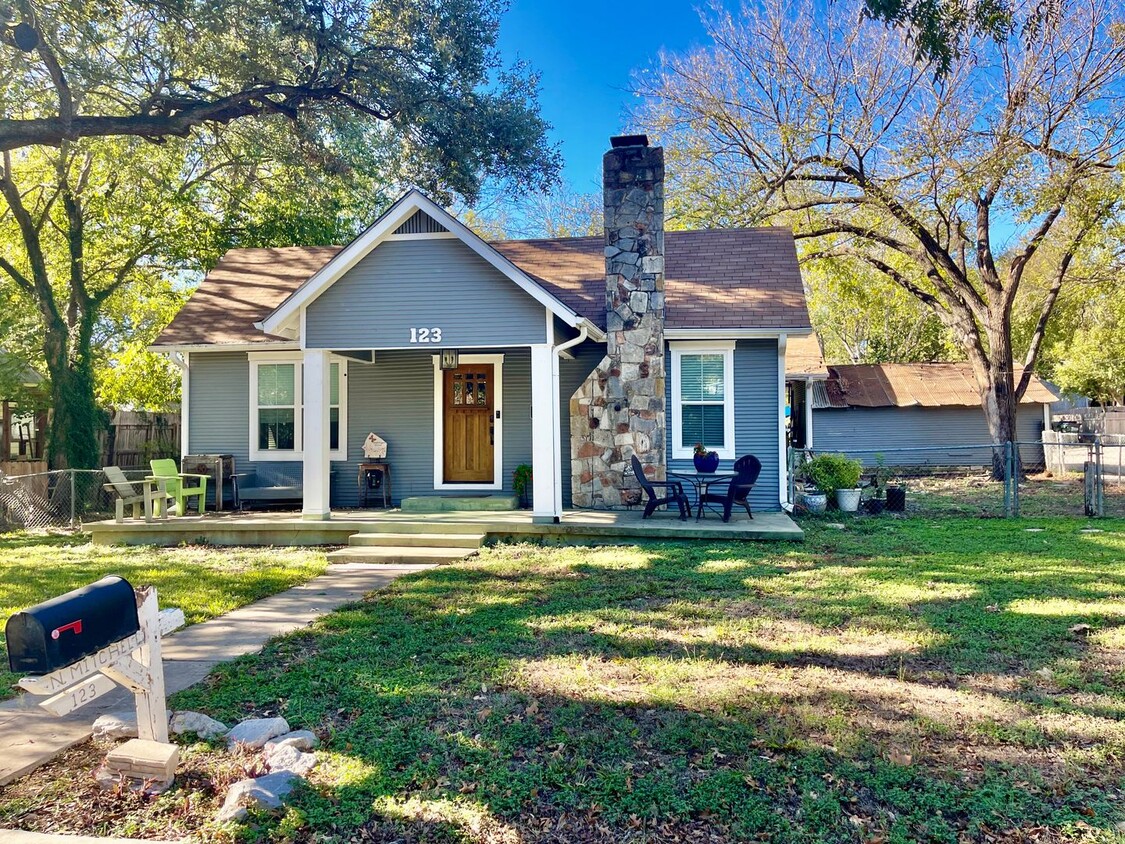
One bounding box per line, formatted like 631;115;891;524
559;342;608;508
666;339;781;512
187;352;302;487
304;238;548;349
812;405;1047;466
333;348;532;507
189;349;533;508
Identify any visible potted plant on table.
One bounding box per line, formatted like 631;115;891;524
513;464;533;509
693;442;720;473
804;453;863;513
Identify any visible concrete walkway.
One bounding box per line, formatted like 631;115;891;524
0;562;433;786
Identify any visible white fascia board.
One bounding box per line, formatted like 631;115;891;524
257;188;589;336
664;327;814;340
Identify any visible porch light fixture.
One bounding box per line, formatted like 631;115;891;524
440;349;459;370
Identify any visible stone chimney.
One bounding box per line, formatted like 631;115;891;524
570;135;666;508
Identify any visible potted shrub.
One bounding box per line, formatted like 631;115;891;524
693;442;720;473
867;456;890;514
794;453;828;514
804;453;863;512
513;464;533;509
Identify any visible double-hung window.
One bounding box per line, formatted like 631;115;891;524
671;342;735;459
249;354;346;461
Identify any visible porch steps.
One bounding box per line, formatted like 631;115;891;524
325;545;478;565
349;521;492;536
325;528;486;564
400;495;519;513
347;532;486;549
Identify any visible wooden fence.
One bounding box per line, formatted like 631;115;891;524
98;411;180;469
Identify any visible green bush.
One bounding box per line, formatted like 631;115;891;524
803;453;863;498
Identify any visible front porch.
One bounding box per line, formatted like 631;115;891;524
88;507;803;547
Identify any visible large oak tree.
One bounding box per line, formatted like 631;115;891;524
0;0;558;468
641;0;1125;458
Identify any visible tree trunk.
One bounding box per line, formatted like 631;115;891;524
43;326;101;471
980;315;1020;481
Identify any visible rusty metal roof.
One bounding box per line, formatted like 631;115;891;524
822;363;1057;409
785;333;828;378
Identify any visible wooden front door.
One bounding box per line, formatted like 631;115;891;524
443;364;495;483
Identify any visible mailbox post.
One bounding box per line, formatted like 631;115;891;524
9;578;184;743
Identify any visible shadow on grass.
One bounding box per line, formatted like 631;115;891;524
168;523;1125;841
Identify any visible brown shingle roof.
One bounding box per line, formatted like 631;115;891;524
155;228;810;346
159;247;341;346
825;363;1058;408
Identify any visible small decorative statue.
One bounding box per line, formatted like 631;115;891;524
363;433;387;460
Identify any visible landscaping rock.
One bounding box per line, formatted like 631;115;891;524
264;742;318;776
265;729;319;752
171;710;228;740
91;712;138;740
226;716;290;748
216;771;300;823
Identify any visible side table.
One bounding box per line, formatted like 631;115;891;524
358;461;392;508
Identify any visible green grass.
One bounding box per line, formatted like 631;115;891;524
4;518;1125;842
0;532;329;699
163;517;1125;842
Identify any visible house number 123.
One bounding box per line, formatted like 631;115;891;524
410;327;443;343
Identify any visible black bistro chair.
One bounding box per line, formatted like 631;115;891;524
630;454;689;520
697;454;762;522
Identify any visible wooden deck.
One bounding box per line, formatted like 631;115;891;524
88;508;803;546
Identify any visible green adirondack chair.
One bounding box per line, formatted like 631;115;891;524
149;458;208;516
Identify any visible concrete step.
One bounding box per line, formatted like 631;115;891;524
326;546;477;565
350;521;493;536
400;495;518;513
348;532;485;549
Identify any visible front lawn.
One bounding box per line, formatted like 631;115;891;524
0;532;329;699
4;518;1125;842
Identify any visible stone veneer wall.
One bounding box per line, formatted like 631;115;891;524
570;140;666;508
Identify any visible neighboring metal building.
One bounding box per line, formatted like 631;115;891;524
809;363;1058;466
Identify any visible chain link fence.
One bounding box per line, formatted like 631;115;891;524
790;438;1125;519
0;468;151;530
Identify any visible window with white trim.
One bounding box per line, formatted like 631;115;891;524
249;355;346;461
671;343;735;459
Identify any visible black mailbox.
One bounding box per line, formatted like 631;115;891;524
6;575;140;675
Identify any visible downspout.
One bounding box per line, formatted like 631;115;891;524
549;323;590;520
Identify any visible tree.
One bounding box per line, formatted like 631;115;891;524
806;257;957;364
0;0;558;468
859;0;1051;75
640;0;1125;461
463;183;601;240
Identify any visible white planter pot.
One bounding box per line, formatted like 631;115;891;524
803;492;828;515
836;488;862;512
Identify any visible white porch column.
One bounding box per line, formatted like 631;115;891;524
805;377;815;449
302;349;331;520
531;344;560;523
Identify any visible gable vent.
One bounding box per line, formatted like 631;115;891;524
393;210;448;235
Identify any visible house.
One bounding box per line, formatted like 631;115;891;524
152;135;813;521
788;352;1058;466
0;350;48;472
783;333;829;450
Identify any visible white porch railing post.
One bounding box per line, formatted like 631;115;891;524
302;349;331;520
531;344;559;523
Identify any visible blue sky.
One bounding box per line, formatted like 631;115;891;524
497;1;713;191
